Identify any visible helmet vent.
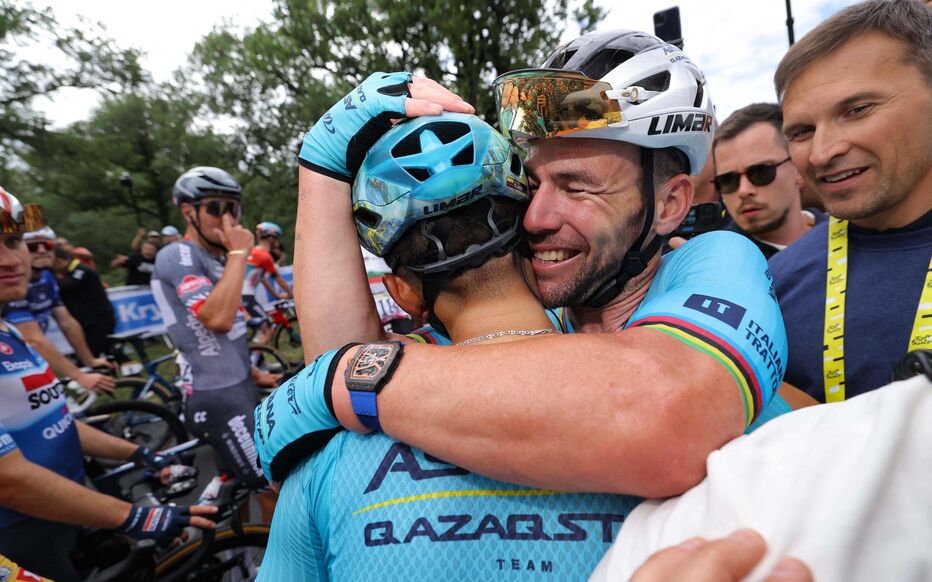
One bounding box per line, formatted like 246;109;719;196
450;143;474;167
391;122;470;157
355;207;382;229
637;71;671;92
693;79;704;108
510;152;522;175
581;49;634;80
405;167;432;182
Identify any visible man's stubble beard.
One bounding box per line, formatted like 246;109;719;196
743;206;790;236
539;206;646;309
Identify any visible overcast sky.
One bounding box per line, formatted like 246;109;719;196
33;0;857;126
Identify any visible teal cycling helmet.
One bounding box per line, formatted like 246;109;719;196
256;221;284;239
352;112;528;277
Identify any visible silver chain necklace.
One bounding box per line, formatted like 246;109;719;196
455;328;557;346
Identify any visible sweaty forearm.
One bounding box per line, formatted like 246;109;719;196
77;421;138;461
295;169;385;361
335;330;745;497
0;452;130;529
197;255;248;333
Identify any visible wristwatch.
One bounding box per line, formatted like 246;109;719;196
344;341;404;430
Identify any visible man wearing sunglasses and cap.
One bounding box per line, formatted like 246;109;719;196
0;188;217;580
259;28;794;511
713;103;821;259
150;167;268;490
2;223;115;394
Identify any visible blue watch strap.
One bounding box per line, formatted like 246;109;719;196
348;390;382;430
344;341;404;431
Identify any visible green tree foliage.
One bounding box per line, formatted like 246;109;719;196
2;0;605;276
0;0;145;155
190;0;606;186
21;88;247;265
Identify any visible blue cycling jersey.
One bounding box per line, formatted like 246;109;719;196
1;270;63;333
0;322;83;528
257;231;789;580
259;431;640;581
625;231;787;426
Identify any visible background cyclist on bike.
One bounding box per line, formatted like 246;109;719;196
243;221;292;345
0;188;216;581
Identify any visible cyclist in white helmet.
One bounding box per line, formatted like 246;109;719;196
261;30;796;502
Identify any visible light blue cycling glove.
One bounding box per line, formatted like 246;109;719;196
253;344;358;483
298;71;412;182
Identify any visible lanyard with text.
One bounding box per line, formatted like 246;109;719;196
823;216;932;402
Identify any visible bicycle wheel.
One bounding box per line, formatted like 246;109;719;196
84;399;188;452
93;377;181;409
271;317;303;365
155;524;270;581
248;344;292;376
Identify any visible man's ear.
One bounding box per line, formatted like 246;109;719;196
654;174;694;237
382;272;429;322
180;202;196;224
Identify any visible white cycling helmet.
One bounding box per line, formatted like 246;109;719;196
494;29;715;175
493;30;716;307
23;226;56;243
0;187;46;235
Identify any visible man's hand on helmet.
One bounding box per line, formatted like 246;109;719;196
298;72;473;183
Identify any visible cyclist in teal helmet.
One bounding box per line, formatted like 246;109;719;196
256;113;642;581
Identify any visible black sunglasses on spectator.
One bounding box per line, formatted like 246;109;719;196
714;157;792;195
197;199;242;220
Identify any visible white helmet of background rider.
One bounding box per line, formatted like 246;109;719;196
493;29;715;175
23;226;56;243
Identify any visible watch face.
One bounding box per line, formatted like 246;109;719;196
347;343;398;386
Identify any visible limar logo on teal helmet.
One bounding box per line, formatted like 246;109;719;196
352;112;528;258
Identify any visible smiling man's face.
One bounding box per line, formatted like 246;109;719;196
522;138;646;308
781;32;932;229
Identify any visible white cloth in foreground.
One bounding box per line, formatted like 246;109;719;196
590;376;932;582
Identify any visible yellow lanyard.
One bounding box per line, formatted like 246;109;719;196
823;216;932;402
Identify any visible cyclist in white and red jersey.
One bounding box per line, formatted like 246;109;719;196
0;188;215;581
242;221;292;344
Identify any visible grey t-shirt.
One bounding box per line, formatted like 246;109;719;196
151;240;250;391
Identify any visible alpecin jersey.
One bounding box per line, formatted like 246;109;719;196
1;270;63;333
151;240;251;392
0;323;83;528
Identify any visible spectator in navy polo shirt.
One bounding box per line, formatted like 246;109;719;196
769;0;932;403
